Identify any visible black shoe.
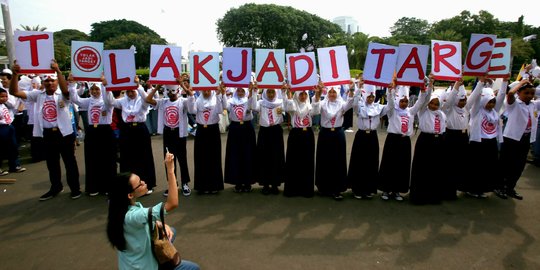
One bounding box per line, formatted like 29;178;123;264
242;184;252;193
333;193;344;201
39;189;63;201
493;189;507;199
262;186;271;195
234;185;243;193
506;189;523;200
271;186;279;195
71;190;82;199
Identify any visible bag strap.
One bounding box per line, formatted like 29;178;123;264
148;206;159;260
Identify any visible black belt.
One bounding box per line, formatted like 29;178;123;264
321;127;342;131
125;122;144;127
43;127;59;131
164;126;179;131
446;128;467;134
358;129;374;134
196;123;218;128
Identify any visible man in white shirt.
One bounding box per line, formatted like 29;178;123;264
9;60;81;201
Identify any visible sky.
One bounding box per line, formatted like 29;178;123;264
3;0;539;57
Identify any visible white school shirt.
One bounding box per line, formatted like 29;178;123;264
154;96;194;138
0;93;17;125
442;87;469;131
354;95;388;130
385;89;429;136
106;86;150;123
24;90;74;137
188;93;226;125
282;95;320;128
503;98;540;143
226;98;254;122
69;84;113;125
468;82;507;142
417;107;447;134
313;96;354;129
250;96;284;127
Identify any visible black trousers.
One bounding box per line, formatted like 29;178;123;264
163;127;191;185
42;128;80;192
500;135;531;190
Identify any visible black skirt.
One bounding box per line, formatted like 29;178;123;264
315;127;347;195
84;125;117;194
444;129;469;192
347;129;379;196
284;127;315;197
224;120;256;186
378;133;411;193
119;123;156;189
466;138;500;193
409;132;446;204
256;125;285;186
194;123;224;192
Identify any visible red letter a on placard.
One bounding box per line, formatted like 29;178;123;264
397;48;425;80
18;34;49;66
151;48;180;78
256;52;284;82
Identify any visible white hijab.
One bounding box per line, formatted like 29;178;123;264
394;85;410;115
293;90;311;117
479;87;499;123
323;87;343;116
196;90;217;111
261;89;282;109
229;87;248;106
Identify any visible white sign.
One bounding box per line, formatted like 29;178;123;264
363;42;398;87
189;52;220;91
431;40;462;81
103;49;137;91
488;38;512;78
286;52;318;91
14;31;54;74
148;45;182;84
463;33;497;76
222;47;252;87
395;44;429;87
317;46;350;87
255;49;285;89
71;41;103;82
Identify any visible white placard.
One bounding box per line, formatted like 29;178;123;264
255;49;285;89
14;31;54;73
363;42;398;87
222;47;252;87
463;33;497;76
488;38;511;78
71;41;103;82
431;40;462;81
189;52;220;91
148;45;182;84
317;46;350;87
395;44;429;87
103;49;137;91
286;52;318;91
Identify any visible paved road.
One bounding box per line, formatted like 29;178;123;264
1;127;539;269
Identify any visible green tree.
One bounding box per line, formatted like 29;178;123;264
90;19;167;68
53;29;89;70
390;17;430;44
216;3;342;53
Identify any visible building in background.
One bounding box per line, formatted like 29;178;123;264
332;16;360;35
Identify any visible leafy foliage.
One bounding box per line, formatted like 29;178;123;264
53;29;89;70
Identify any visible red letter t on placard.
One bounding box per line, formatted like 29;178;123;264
371;48;396;79
18;34;49;67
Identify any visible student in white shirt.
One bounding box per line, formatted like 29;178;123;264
224;85;257;193
347;82;388;199
498;79;540;200
9;60;81;201
146;82;195;197
0;88;26;176
68;76;116;196
467;76;507;198
186;84;226;194
378;80;429;202
313;84;354;200
251;87;286;195
410;86;450;205
105;76;156;194
282;85;321;198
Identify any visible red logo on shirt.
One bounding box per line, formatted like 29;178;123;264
330;116;336;128
165;106;179;127
268;108;274;125
1;107;12;124
42;100;57;122
233;105;244;121
481;116;496;134
294;115;310;127
90;106;101;124
400;115;409;134
434;115;441;134
202;109;211;123
126;114;135;122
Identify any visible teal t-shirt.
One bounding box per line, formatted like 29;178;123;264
118;202;166;270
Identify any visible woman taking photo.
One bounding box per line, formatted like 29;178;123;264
107;153;199;270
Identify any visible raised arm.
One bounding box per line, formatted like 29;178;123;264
494;79;508;112
8;62;27;100
506;79;529;106
145;86;158;106
163;152;178;212
51;60;69;99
